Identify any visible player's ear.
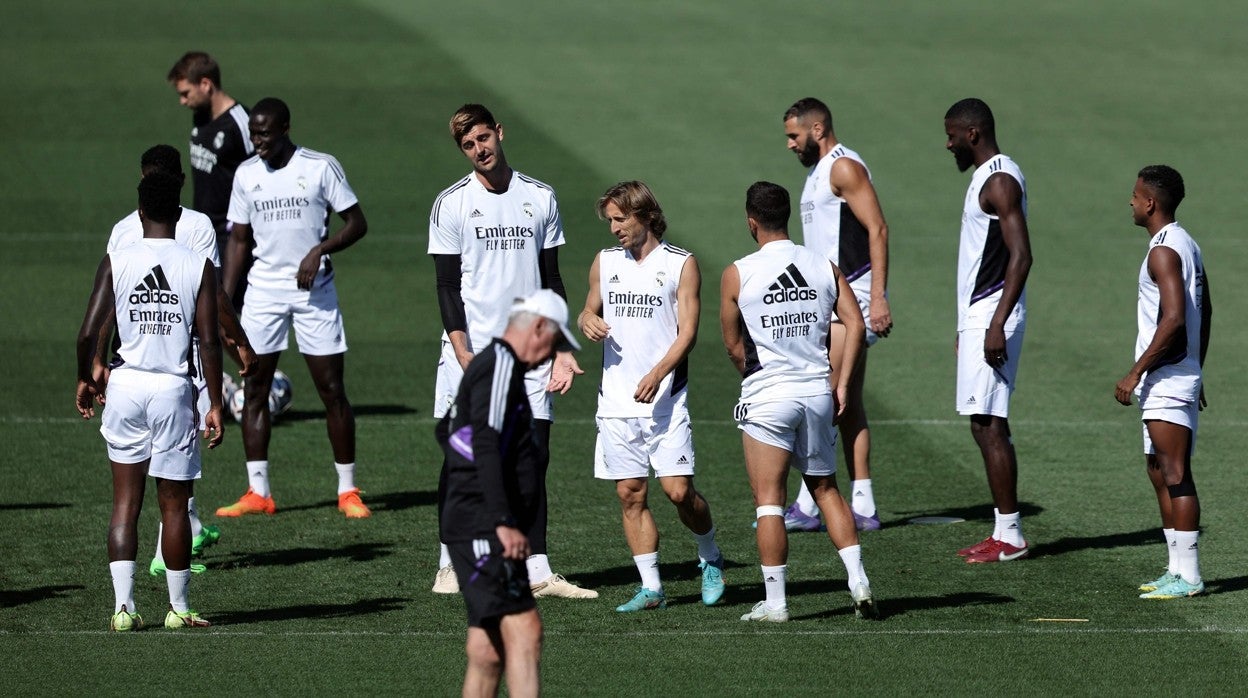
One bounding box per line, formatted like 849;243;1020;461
495;124;504;142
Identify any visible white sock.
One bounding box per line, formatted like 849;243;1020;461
693;526;721;563
109;560;136;614
188;497;203;538
761;564;787;610
439;543;452;569
997;510;1024;547
166;568;191;613
634;552;662;592
1174;530;1201;584
991;507;1002;540
527;554;553;584
794;481;818;517
851;479;876;518
1163;528;1178;575
837;544;867;590
247;460;270;498
153;524;165;563
335;462;356;495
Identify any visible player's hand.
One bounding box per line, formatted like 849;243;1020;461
578;312;610;343
870;296;893;337
90;359;110;405
984;326;1007;368
495;525;530;560
75;379;100;419
547;351;583;395
455;346;474;370
203;407;225;449
831;383;848;424
237;345;259;377
634;371;661;404
296;248;321;290
1114;372;1140;406
1199;386;1207;411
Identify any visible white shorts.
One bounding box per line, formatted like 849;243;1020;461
830;289;880;348
433;339;553;420
100;369;201;481
593;412;696;480
1139;389;1199;455
241;282;348;356
735;394;838;476
956;326;1024;417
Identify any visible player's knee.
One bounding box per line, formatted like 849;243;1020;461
465;633;502;672
662;481;692;507
1166;467;1197;498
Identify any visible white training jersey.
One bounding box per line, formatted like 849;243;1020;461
227;147;359;292
1136;222;1205;399
597;242;692;418
428;170;565;353
733;240;837;403
110;239;206;376
957;153;1027;331
800;144;873;299
107;207;220;268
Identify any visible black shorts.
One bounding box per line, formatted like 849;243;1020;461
447;538;535;628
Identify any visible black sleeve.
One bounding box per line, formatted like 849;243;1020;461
433;254;468;334
538;246;566;301
465;354;513;525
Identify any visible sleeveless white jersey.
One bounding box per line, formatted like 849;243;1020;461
597;242;692;417
227;147;359;292
1136;222;1204;399
107;207;220;268
734;240;837;403
428;170;566;353
957;154;1028;331
800;144;873;298
111;239;206;376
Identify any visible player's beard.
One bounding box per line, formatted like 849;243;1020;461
796;139;820;168
952;147;974;172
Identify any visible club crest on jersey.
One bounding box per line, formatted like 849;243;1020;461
296;176;308;191
522;203;534;219
655;271;666;288
191;127;199;138
763;264;818;304
213;131;225;150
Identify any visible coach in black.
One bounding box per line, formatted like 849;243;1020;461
437;289;580;697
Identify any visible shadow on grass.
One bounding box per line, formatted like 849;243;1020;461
572;558;752;591
278;490;436;514
274;403;417;424
1206;576;1248;595
0;584;84;608
210;596;410;625
789;590;1015;621
0;502;71;511
213;542;395;569
1028;528;1157;559
892;501;1044;524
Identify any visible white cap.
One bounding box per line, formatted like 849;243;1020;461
511;289;581;351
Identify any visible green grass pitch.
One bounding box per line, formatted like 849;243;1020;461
3;0;1248;694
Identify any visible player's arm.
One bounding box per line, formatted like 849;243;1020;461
1116;247;1186;405
298;204;367;290
214;277;256;376
223;222;254;308
577;252;609;342
830;262;865;420
195;260;225;448
540;245;583;394
831;157;892;336
636;255;701;404
75;255;115;419
979;173;1032;368
465;360;529;560
719;264;746;375
433;253;475;370
1198;267;1211;409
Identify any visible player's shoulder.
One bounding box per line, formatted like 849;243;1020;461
235;153;265;174
661;241;693;258
107;210;140;252
513;170;557;198
296;147;347;176
178;207;214;228
434;174;475;202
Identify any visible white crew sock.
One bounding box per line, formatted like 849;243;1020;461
439;543;452;569
188;497;203;538
1163;528;1178;575
761;564;787;610
247;460;270;498
991;507;1002;540
527;554;553;584
166;568;191;613
109;560;136;614
693;526;721;563
851;479;876;518
335;462;356;495
153;524;165;563
997;510;1024;547
634;552;662;592
1174;530;1201;584
794;481;818;517
837;544;867;590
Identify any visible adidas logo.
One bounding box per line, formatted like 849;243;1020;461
676;455;689;465
470;208;484;218
608;275;620;283
251;183;262;192
128;265;180;304
763;264;817;304
765;575;778;582
966;396;977;405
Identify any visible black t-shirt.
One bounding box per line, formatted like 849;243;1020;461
437;339;544;542
188;102;252;234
